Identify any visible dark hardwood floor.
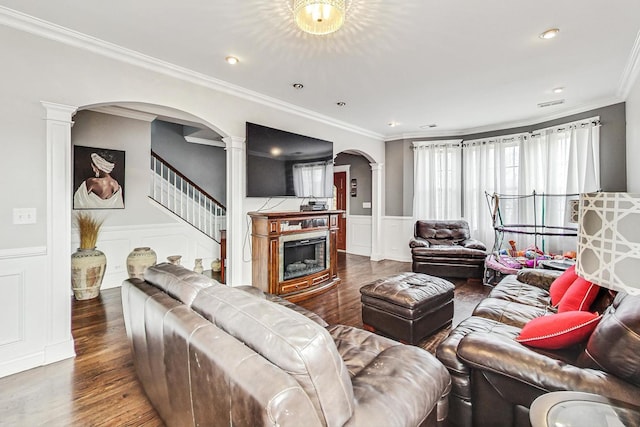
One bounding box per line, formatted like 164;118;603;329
0;253;489;426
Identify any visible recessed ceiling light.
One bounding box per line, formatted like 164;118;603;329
225;56;239;65
553;87;565;93
270;147;282;156
336;101;346;107
292;83;304;89
388;122;399;127
419;124;438;129
539;28;560;39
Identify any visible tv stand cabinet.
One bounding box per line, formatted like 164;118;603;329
248;210;342;302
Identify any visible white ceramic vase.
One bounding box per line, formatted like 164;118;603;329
71;247;106;300
126;247;157;280
193;258;204;274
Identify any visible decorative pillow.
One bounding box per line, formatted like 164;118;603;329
516;311;602;350
549;265;578;306
558;277;600;312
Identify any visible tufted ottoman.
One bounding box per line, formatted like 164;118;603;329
360;272;455;345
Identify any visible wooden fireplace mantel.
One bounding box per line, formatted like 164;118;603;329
248;210;343;302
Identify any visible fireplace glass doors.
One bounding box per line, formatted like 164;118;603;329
279;231;328;281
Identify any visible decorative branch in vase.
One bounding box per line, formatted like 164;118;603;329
71;212;107;300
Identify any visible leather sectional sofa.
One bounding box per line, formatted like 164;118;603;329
121;263;451;427
436;268;640;427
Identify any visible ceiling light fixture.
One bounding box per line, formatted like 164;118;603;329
553;87;565;93
388;122;399;127
293;83;304;89
539;28;560;39
225;56;239;65
293;0;346;35
419;124;438;129
336;101;346;107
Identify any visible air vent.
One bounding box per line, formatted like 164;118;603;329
537;99;565;108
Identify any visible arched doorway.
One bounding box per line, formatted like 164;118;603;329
45;100;238;364
333;149;382;259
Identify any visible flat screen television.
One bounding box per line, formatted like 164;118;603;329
246;122;334;198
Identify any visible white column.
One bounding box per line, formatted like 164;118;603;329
370;162;384;261
223;136;245;285
42;101;77;363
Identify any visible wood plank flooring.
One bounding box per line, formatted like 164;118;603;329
0;253;489;426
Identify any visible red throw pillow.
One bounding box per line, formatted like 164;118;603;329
516;311;602;350
558;277;600;312
549;265;578;306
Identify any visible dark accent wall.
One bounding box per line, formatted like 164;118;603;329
335;153;372;216
385;102;627;216
151;120;226;205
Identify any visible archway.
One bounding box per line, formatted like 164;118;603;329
44;100;241;364
333;149;383;260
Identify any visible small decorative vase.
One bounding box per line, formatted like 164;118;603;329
193;258;204;274
126;247;157;280
211;258;222;272
71;247;107;300
167;255;182;265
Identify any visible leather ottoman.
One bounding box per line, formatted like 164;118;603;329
360;272;455;345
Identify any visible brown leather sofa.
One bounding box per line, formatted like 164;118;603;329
121;263;452;427
410;220;487;280
436;269;640;427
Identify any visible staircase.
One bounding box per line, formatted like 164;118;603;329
150;151;226;243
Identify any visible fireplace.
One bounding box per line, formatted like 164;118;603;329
250;210;341;302
280;231;328;281
281;236;327;281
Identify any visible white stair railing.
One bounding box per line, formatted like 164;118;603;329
150;152;226;243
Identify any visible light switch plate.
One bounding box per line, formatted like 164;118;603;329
13;208;36;224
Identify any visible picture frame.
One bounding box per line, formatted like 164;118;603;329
73;145;125;209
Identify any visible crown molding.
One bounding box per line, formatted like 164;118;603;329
184;136;226;148
618;29;640;99
385;96;623;141
88;106;157;122
0;6;383;141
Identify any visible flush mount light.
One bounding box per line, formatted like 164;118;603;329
336;101;346;107
292;83;304;89
225;56;239;65
553;87;565;93
270;147;282;156
293;0;346;35
539;28;560;39
388;122;399;127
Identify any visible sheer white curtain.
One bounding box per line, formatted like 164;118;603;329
292;161;332;197
413;140;462;220
463;134;525;247
518;118;600;253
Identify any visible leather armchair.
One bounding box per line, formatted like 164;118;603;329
410;220;487;279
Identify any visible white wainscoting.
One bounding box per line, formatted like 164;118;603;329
346;215;372;257
71;222;221;290
0;247;48;378
382;216;415;262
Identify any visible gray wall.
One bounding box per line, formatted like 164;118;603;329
335;153;372;216
385;102;627;216
151;120;227;205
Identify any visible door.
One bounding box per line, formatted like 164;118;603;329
333;171;347;250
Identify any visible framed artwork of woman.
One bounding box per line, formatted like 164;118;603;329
73;146;125;209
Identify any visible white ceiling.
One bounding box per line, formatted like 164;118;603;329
2;0;640;139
